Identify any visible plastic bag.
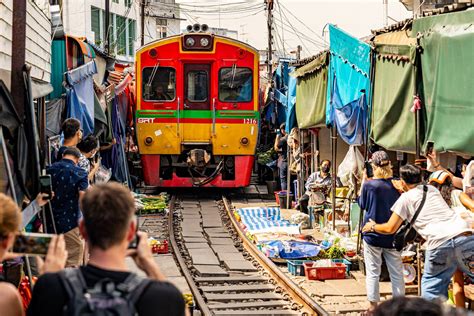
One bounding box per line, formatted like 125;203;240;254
337;146;364;187
95;165;112;184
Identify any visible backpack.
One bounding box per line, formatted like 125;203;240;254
59;268;151;316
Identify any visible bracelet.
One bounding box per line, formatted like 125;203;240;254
433;163;440;168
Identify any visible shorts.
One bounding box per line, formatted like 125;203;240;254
64;227;84;267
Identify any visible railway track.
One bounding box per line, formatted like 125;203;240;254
168;194;328;316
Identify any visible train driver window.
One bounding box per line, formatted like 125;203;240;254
187;70;208;102
219;67;252;102
142;67;176;101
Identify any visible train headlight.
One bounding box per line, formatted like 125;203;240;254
240;137;249;146
145;137;153;146
200;37;209;47
185;37;195;47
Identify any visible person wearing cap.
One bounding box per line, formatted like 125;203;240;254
362;164;473;302
47;147;89;267
358;151;405;311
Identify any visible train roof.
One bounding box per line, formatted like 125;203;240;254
136;33;259;56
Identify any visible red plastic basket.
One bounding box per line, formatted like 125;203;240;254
304;262;346;281
152;240;169;254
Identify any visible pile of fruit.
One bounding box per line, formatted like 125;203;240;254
183;294;194;308
148;238;169;254
135;193;168;214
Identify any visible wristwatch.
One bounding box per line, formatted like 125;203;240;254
370;223;377;233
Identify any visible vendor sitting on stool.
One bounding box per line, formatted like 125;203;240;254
299;160;341;214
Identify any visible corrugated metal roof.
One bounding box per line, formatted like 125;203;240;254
290;51;328;78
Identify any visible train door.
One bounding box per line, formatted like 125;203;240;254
182;64;212;142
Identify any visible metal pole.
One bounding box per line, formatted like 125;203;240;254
266;0;274;83
140;0;146;46
331;126;337;230
104;0;110;53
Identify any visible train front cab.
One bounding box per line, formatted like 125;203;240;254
135;34;259;188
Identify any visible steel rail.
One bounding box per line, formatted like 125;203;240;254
222;197;329;316
168;196;212;315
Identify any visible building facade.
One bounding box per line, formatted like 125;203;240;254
61;0;181;62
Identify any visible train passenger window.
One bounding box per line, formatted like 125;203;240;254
186;70;208;102
142;67;176;101
219;67;252;102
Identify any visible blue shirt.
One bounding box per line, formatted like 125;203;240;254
358;178;400;248
46;159;88;233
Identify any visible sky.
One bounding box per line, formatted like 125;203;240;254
175;0;412;57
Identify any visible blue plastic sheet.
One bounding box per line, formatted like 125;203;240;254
326;25;371;145
285;70;297;132
65;61;97;136
262;240;321;260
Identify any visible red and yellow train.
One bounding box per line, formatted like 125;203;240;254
135;25;260;187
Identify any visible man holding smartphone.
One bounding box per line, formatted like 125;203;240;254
47;147;88;267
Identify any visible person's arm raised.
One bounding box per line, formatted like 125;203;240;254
128;231;166;281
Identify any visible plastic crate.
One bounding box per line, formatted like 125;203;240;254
333;259;352;275
304;262;347;281
287;260;312;276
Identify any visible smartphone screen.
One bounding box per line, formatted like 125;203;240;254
426;141;434;156
12;232;54;256
39;175;52;199
365;161;374;178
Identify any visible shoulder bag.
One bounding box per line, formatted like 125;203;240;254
393;185;428;251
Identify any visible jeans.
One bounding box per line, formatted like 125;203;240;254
363;241;405;302
278;160;288;190
422;234;474;301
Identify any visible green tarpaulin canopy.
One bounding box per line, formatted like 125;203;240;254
293;52;328;129
413;9;474;155
372;30;418;153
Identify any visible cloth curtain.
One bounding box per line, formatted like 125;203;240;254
371;45;416;153
326;25;371;145
413;10;474;155
65;61;97;136
294;56;328;129
285;69;297;132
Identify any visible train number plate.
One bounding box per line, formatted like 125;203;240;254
243;118;257;124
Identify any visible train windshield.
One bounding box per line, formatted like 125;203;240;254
142;67;176;101
187;70;208;102
219;67;252;102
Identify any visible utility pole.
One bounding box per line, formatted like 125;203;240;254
11;0;27;119
104;0;110;53
265;0;274;83
296;45;302;61
383;0;388;26
140;0;147;46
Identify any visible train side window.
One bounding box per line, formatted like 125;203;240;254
219;67;252;102
186;70;208;102
142;67;176;101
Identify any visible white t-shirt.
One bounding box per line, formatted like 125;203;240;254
391;185;472;250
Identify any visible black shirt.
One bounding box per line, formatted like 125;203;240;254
277;135;288;162
27;265;185;316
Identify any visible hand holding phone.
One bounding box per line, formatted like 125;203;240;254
12;232;54;256
39;175;53;199
365;161;374;178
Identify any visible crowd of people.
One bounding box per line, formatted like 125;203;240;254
270;122;474;312
0;117;187;316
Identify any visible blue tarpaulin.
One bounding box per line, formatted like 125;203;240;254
261;240;321;260
326;25;371;145
271;61;297;133
65;61;97;136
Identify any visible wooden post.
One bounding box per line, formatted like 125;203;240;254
11;0;27;119
331;126;337;230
